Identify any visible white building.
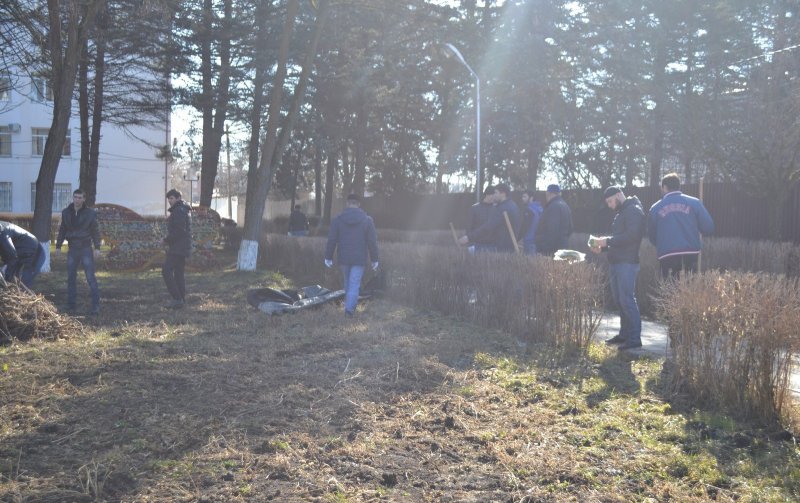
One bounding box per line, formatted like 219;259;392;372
0;72;168;216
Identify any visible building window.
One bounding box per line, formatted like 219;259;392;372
0;74;10;101
31;75;53;102
30;182;72;212
0;126;10;157
31;127;71;156
0;182;11;212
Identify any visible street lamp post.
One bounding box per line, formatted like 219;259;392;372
444;42;481;203
183;171;199;207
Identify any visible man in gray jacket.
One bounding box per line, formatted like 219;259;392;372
325;194;379;316
590;186;646;350
56;189;101;314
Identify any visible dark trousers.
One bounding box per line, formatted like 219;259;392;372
162;254;186;301
67;246;100;308
659;254;698;280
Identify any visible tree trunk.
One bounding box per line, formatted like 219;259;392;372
238;0;301;270
314;145;322;216
33;0;103;272
323;149;336;226
238;0;329;270
200;0;233;207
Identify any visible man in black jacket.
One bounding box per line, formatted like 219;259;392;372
163;189;192;309
0;221;46;288
56;189;101;314
535;184;573;256
458;184;520;253
288;205;310;236
465;186;497;253
590;186;646;350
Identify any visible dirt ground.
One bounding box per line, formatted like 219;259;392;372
1;261;799;502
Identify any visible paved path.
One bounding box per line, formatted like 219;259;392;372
597;314;800;396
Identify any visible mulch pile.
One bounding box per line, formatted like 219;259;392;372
0;279;80;343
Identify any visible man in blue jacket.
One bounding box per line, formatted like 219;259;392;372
0;221;46;288
591;186;646;350
56;189;101;314
325;194;379;316
649;173;714;279
518;189;543;255
466;186;497;253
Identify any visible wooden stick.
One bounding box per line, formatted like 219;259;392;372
503;211;521;254
449;222;460;246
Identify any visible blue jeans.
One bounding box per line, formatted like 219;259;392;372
340;264;365;314
609;263;641;345
18;243;46;288
67;246;100;308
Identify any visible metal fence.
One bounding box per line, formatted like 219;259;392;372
361;182;800;243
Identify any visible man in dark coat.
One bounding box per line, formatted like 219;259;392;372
0;221;46;288
590;186;646;350
55;188;101;314
465;186;497;253
458;183;520;253
288;205;310;236
163;189;192;309
535;183;573;256
324;194;379;316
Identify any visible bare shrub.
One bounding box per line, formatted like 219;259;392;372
656;271;800;422
261;235;605;352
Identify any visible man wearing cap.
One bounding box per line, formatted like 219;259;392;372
648;173;714;279
0;221;46;288
325;194;380;316
458;183;520;253
535;183;573;256
590;186;646;350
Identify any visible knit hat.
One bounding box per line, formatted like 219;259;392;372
546;184;561;193
603;186;622;199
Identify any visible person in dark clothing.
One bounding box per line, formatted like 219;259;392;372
325;194;379;316
162;189;192;309
465;186;497;253
288;205;310;237
518;189;543;255
0;221;46;288
648;172;714;279
459;183;520;253
535;183;573;256
55;189;101;314
590;186;646;350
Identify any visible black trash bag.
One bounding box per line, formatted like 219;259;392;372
246;285;345;315
359;269;387;298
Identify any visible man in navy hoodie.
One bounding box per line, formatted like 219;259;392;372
325;194;379;316
458;183;520;253
591;186;646;350
648;173;714;279
0;221;46;288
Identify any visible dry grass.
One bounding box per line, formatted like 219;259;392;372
0;278;81;344
262;234;605;353
656;271;800;424
1;261;799;501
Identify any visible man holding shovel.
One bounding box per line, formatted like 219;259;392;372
458;183;520;253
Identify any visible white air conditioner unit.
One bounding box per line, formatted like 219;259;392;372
7;123;21;133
